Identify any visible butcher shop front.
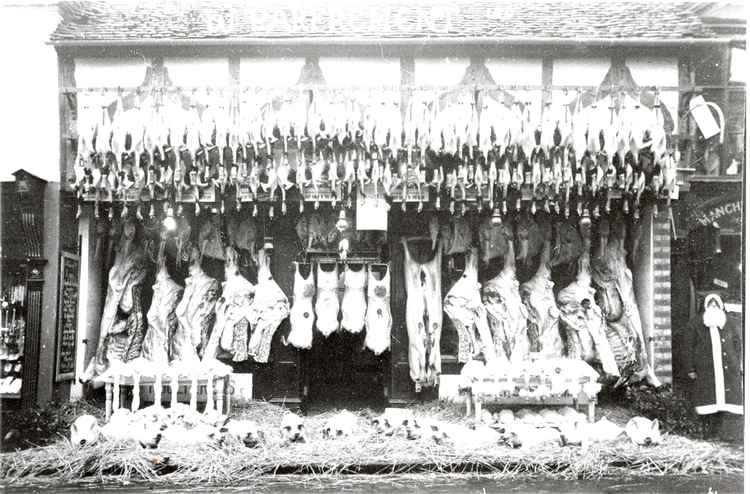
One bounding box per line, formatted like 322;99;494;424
49;1;744;415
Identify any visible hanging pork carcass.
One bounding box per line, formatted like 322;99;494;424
402;237;443;392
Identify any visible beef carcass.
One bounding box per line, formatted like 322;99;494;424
591;214;660;386
402;238;443;391
141;249;183;365
519;214;563;358
341;265;367;334
247;248;290;363
556;215;620;377
315;263;340;337
287;262;315;350
481;222;529;362
205;247;256;362
364;264;392;356
173;244;220;362
82;218;148;381
444;247;497;363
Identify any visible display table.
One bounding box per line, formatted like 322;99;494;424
468;389;596;423
102;374;231;421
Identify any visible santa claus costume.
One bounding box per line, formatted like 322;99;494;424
685;293;743;416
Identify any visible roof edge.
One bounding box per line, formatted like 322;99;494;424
49;36;732;48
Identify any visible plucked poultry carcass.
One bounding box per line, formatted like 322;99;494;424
591;213;660;386
172;244;220;362
246;248;290;363
402;238;443;391
444;247;497;363
141;245;183;365
315;263;341;337
519;213;563;358
556;215;620;377
340;264;367;334
204;246;256;362
481;221;529;363
287;262;315;350
364;264;392;356
82;218;148;382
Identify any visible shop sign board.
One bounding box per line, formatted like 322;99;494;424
55;252;80;382
686;193;742;234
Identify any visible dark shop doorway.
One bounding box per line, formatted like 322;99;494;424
305;329;388;411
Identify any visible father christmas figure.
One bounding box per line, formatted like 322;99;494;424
685;293;743;437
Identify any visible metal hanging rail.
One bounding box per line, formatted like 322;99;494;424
58;83;745;95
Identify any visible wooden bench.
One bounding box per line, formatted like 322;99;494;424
102;374;231;421
468;390;597;423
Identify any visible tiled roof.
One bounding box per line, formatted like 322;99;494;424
51;1;717;43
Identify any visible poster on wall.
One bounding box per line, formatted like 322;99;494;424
55;251;80;382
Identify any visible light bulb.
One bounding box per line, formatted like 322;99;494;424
162;207;177;232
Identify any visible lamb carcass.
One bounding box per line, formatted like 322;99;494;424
402;238;443;391
364;264;392;356
247;248;290;363
444;247;497;363
591;213;660;386
519;214;563;358
482;222;529;362
556;215;619;377
287;262;315;350
315;263;340;337
341;265;367;334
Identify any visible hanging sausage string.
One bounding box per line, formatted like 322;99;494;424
72;84;677;224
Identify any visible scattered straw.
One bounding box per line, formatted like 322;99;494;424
1;401;743;487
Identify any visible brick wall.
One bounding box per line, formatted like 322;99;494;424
652;210;673;384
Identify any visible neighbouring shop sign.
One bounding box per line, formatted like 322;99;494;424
686;193;743;233
55;252;79;382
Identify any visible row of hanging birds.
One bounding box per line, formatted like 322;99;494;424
73;88;677;220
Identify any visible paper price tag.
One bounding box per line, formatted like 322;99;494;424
356;197;388;231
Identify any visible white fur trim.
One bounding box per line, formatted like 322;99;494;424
704;293;725;311
709;326;726;408
695;404;744;415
